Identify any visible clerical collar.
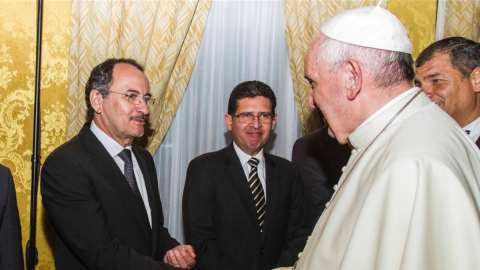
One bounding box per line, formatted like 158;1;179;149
357;87;419;130
90;120;132;158
233;142;265;169
463;116;480;143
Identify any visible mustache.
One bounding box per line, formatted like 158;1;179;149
130;113;148;121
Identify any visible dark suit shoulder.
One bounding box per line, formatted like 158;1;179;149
132;144;153;160
44;126;91;162
189;147;229;165
265;152;298;169
293;128;323;147
0;164;10;177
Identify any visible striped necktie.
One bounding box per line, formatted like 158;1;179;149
248;157;266;232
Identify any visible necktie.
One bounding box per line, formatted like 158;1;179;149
248;157;266;232
118;149;150;227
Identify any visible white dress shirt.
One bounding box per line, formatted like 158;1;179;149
233;142;267;201
463;115;480;143
90;120;152;227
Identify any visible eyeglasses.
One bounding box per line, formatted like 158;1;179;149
107;91;156;106
233;112;274;124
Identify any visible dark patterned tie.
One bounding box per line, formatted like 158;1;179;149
247;157;266;232
118;149;150;227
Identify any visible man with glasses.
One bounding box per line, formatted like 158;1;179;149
183;80;308;270
42;58;195;270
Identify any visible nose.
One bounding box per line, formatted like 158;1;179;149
421;87;433;98
251;116;262;128
137;98;150;115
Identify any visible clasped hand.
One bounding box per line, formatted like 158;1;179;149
164;245;196;269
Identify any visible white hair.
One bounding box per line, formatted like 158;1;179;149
317;37;414;88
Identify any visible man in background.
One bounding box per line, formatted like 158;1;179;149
415;37;480;147
0;164;24;270
42;58;195;270
183;80;308;270
291;124;350;232
293;6;480;270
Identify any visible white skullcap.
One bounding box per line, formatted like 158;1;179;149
321;6;412;54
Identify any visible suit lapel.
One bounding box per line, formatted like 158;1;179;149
80;125;152;245
262;153;278;241
224;144;260;229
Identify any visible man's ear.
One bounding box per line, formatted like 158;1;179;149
471;67;480;93
90;89;103;114
345;60;362;100
271;113;277;130
224;113;233;131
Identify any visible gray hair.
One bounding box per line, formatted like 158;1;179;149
317;37;415;88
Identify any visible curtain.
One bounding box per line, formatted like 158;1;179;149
441;0;480;41
65;0;211;156
284;0;437;135
284;0;386;135
154;0;302;243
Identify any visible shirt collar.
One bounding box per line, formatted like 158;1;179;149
463;115;480;142
233;142;265;168
357;87;419;130
90;120;132;157
349;87;425;149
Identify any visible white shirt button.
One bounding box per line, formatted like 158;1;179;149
333;184;338;191
325;202;330;208
342;166;347;173
298;252;303;258
351;149;357;156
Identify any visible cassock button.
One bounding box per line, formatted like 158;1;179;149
260;248;265;253
333;184;338;191
341;166;347;173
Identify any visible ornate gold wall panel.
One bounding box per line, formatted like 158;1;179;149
388;0;437;58
0;0;72;268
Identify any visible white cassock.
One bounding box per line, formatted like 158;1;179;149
293;87;480;270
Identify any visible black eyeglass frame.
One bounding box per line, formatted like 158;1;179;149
232;112;275;124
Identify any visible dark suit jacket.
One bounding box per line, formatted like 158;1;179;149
41;124;180;270
291;126;351;232
0;164;24;270
183;144;308;270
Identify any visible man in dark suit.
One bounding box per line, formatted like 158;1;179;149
291;125;351;233
0;164;24;270
41;58;195;270
183;80;308;270
415;37;480;147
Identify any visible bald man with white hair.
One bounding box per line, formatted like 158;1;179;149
277;6;480;270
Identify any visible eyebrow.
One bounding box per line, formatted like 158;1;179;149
422;73;444;81
126;89;152;97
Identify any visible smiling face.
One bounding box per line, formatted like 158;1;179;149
91;63;150;146
415;53;480;127
225;96;277;156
